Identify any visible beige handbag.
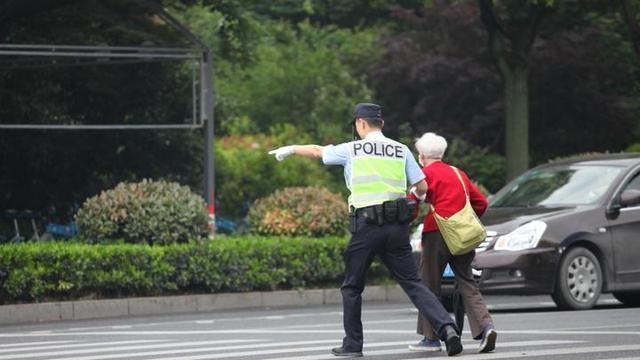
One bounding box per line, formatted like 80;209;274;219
430;166;486;255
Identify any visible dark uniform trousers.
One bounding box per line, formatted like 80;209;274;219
417;230;493;340
341;215;456;351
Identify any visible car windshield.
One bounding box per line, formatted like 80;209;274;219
490;164;623;207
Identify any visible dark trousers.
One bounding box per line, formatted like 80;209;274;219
417;231;493;340
341;216;456;351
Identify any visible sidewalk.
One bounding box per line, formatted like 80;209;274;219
0;284;409;325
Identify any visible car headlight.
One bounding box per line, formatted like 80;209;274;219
494;220;547;251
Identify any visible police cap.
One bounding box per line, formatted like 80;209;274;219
352;103;382;122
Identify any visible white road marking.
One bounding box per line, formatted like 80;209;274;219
195;320;215;324
0;340;252;360
554;323;640;331
397;344;640;359
0;340;161;354
48;340;337;360
125;340;422;360
2;328;640;336
276;340;586;360
6;307;407;334
0;342;74;349
143;340;586;360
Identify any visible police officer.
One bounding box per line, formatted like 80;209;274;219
269;103;463;357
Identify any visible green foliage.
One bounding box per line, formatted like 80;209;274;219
248;186;349;237
243;0;426;28
169;1;261;65
627;144;640;153
0;236;396;303
446;139;507;194
75;180;208;244
217;20;377;143
215;132;343;220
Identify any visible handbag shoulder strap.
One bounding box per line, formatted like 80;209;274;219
450;166;469;199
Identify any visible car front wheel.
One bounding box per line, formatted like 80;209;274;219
552;247;602;310
613;291;640;307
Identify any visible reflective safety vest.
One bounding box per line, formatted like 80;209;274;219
349;140;407;209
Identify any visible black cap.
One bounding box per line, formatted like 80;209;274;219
352;103;382;120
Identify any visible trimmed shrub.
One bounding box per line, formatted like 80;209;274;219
215;131;343;220
627;144;640;153
248;186;349;237
75;180;208;245
0;236;398;304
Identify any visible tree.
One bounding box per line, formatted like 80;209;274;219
370;0;639;184
371;3;503;145
581;0;640;57
478;0;553;179
240;0;426;28
0;0;203;215
528;15;640;161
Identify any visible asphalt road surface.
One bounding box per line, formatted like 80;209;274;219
0;294;639;359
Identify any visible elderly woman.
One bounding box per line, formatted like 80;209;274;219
409;132;497;353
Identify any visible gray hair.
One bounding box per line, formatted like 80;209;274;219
415;132;448;159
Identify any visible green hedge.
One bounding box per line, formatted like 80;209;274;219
0;237;391;304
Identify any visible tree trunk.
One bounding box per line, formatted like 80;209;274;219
478;0;547;182
504;66;529;180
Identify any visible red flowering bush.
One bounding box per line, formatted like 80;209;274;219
248;186;348;237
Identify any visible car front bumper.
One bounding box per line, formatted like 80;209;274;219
473;247;560;295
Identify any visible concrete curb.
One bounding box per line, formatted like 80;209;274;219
0;284;409;325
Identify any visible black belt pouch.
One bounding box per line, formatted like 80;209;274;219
362;206;378;224
349;212;357;233
383;200;398;223
396;198;414;224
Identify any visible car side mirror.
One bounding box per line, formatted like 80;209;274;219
620;189;640;207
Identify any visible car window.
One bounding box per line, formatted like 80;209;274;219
622;173;640;192
491;165;623;207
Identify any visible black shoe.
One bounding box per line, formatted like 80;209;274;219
331;346;363;357
443;325;463;356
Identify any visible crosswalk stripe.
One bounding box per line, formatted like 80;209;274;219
0;340;252;360
397;344;640;359
48;340;338;360
6;328;640;336
0;340;160;354
0;337;634;360
5;327;640;337
114;339;585;360
139;341;418;360
0;342;75;349
0;330;349;336
275;340;586;360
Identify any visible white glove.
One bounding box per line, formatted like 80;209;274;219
410;186;426;202
268;145;296;161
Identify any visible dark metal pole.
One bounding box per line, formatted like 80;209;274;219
202;50;216;237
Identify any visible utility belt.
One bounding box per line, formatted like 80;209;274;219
349;198;416;231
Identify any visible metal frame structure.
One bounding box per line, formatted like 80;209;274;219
0;44;204;130
0;9;217;232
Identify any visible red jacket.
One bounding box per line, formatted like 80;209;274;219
412;161;488;233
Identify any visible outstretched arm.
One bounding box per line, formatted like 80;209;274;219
269;144;324;161
293;145;324;158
